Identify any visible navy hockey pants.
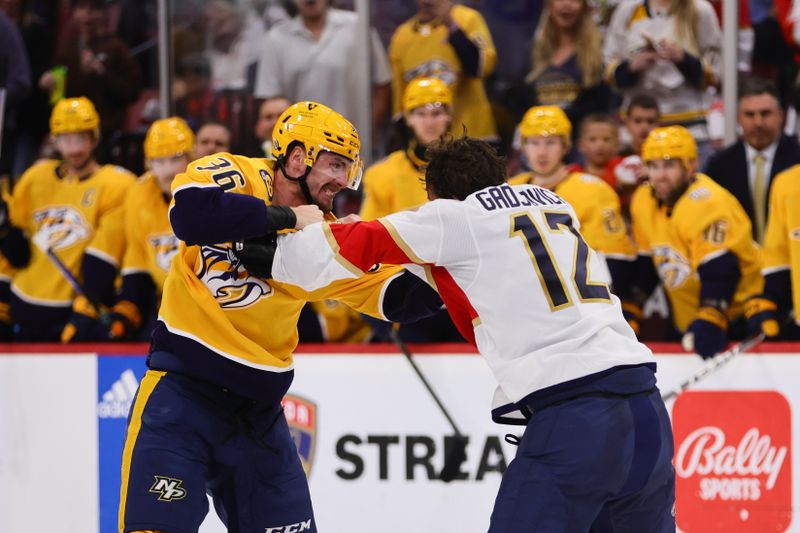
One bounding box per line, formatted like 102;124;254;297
119;370;315;533
489;389;675;532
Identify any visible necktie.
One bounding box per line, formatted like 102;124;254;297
753;153;766;244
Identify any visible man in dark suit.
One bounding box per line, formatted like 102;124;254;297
704;76;800;243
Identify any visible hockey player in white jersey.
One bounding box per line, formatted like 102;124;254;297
269;137;675;532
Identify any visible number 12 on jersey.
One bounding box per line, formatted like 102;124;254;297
511;211;611;311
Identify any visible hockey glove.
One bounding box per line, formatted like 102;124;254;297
684;306;728;359
106;300;142;340
621;301;643;337
61;295;107;343
744;295;780;338
233;232;278;279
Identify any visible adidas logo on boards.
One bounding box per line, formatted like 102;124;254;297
98;369;139;419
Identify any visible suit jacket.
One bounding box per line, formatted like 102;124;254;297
703;134;800;237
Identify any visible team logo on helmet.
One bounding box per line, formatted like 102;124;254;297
198;245;273;308
32;206;91;251
149;233;180;272
653;245;692;289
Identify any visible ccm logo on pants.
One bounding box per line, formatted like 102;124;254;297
265;519;313;532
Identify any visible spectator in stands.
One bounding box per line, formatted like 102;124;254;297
254;96;291;155
604;0;721;166
0;8;32;180
628;126;762;357
39;0;142;163
389;0;498;143
703;76;800;243
0;98;135;342
523;0;616;139
3;0;59;180
194;121;231;158
621;94;661;155
205;0;263;92
574;113;622;188
255;0;391;139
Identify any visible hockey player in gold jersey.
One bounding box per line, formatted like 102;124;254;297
118;102;441;533
389;0;498;141
508;106;636;297
746;163;800;339
96;117;195;340
360;77;453;220
0;97;135;341
629;126;762;357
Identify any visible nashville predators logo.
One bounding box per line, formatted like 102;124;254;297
32;206;91;251
653;245;692;290
405;60;458;86
197;245;272;309
149;233;180;272
149;476;187;502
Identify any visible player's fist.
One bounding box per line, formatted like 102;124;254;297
744;295;780;338
685;306;728;359
291;205;323;230
233;232;278;278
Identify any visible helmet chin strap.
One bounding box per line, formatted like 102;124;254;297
278;157;316;207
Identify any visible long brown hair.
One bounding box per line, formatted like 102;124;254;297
671;0;700;56
527;0;603;87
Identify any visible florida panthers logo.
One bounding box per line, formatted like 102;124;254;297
149;233;180;272
197;245;272;309
653;245;692;289
32;206;91;251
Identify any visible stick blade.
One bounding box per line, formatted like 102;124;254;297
440;434;469;482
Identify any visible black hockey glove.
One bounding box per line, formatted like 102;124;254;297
233;232;278;279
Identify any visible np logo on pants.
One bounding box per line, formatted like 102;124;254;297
149;476;187;502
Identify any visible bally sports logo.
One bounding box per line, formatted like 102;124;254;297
673;391;792;532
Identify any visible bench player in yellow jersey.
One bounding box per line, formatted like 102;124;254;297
629;126;763;357
360;77;453;220
92;117;195;341
508;106;636;302
0;97;135;341
746;163;800;339
118;102;442;533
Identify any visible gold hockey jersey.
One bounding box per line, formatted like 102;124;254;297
360;150;428;221
160;153;404;372
630;174;762;331
121;172;177;293
8;160;135;306
389;5;498;140
762;164;800;318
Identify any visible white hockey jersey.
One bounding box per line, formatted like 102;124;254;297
273;183;656;422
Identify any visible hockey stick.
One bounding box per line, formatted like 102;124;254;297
661;333;765;402
45;247;111;321
389;328;468;482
